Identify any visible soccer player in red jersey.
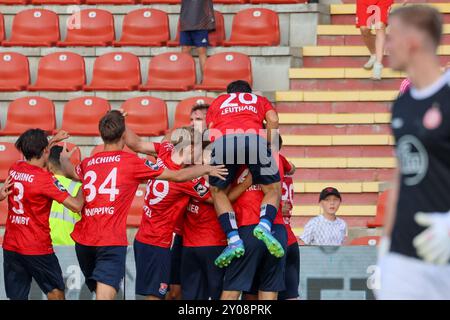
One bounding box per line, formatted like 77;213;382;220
3;129;84;300
206;80;284;268
60;111;227;300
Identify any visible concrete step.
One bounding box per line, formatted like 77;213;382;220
276;90;398;102
294;181;382;193
282;145;394;158
276;101;392;113
281;134;394;145
290;79;402;90
292;204;376;216
280;124;392;135
289;67;405;78
290;157;396;168
302;45;450;56
292;192;379;205
303;55;450;67
279;112;391;124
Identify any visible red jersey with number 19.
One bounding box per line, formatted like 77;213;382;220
206;93;275;136
3;161;70;255
135;142;211;248
71;151;164;246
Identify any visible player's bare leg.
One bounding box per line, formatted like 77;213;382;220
361;26;376;70
95;282;117;300
221;290;241;300
258;291;278;300
372;23;387;80
47;289;65;300
145;295;162;300
253;182;285;258
211;187;245;268
242;293;258;300
166;284;182;300
197;47;207;74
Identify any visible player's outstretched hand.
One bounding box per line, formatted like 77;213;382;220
52;130;70;144
207;165;228;181
117;108;128;118
413;212;450;265
61;142;78;161
0;176;13;201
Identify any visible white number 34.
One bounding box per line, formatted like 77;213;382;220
84;168;119;202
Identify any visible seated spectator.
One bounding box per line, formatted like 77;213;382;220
47;145;82;246
299;187;347;246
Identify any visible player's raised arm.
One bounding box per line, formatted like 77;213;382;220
265;109;279;146
59;143;81;182
48;130;70;148
0;176;13;201
158;165;228;183
124;126;158;156
62;188;84;213
227;171;253;203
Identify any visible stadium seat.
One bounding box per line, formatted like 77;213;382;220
0;0;28;4
224;8;280;46
167;11;224;47
0;142;22;182
0;13;4;44
85;0;135;4
0;200;7;226
350;236;381;246
114;9;169;47
367;190;389;228
0;97;56;135
0;52;30;91
173;96;215;128
56;142;81;166
83;53;141;91
31;0;80;4
2;9;60;47
90;144;136;156
28;52;85;91
127;187;145;227
140;53;195;91
58;9;115;47
195;52;252;91
121;97;168;136
61;97;111;136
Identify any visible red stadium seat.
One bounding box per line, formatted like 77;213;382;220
58;9;115;47
0;142;22;182
28;52;85;91
140;53;195;91
173;96;214;128
0;97;56;135
195;52;252;91
0;199;8;226
224;8;280;46
84;53;141;91
122;97;168;136
0;0;28;4
167;11;224;47
127;187;145;227
0;13;4;44
85;0;135;4
61;97;111;136
55;142;81;167
367;190;389;228
90;144;136;156
31;0;80;4
2;9;60;47
0;52;30;91
114;9;169;47
350;236;381;246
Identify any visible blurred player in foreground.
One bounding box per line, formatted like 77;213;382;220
377;5;450;299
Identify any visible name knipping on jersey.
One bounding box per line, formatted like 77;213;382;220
9;170;34;183
85;206;115;216
87;155;121;167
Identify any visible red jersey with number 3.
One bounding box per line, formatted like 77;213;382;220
135;142;211;248
206;93;275;136
183;198;226;247
72;151;164;246
3;161;70;255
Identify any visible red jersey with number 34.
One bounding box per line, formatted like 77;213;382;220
72;151;164;246
135;142;211;248
3;161;70;255
206;93;275;135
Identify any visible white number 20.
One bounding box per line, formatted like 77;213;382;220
84;168;119;202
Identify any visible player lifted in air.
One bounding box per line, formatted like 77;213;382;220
3;129;84;300
59;110;227;300
206;80;283;268
377;5;450;299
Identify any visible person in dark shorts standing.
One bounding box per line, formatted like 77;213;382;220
376;5;450;299
179;0;215;73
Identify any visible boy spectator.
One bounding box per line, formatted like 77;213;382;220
299;187;347;246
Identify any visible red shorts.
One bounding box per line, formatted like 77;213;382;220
356;0;394;28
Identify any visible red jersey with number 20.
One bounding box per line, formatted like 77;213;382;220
3;161;70;255
206;93;275;136
136;142;211;248
72;151;164;246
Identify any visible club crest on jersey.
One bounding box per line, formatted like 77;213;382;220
145;160;160;171
159;283;168;295
53;178;67;192
396;135;429;186
193;182;209;197
423;103;442;130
